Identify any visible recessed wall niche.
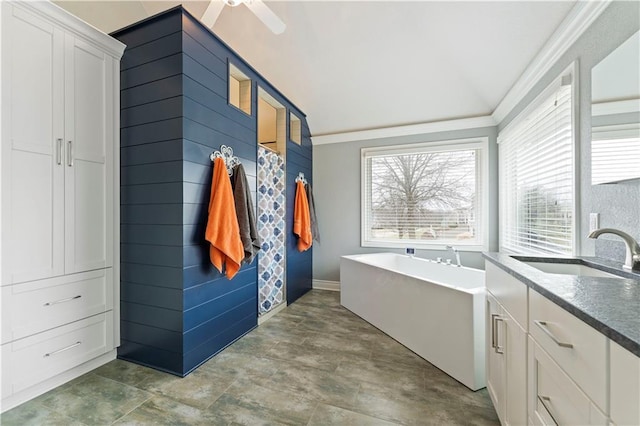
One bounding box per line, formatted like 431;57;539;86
290;113;301;145
258;87;286;155
228;63;251;115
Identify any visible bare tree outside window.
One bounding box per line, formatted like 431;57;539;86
367;149;478;243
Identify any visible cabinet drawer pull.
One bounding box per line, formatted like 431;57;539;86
538;395;559;426
44;341;81;357
43;295;82;306
56;138;63;165
67;140;73;167
534;320;574;348
494;316;504;354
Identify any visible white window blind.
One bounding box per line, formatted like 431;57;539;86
499;79;574;255
362;140;486;249
591;123;640;185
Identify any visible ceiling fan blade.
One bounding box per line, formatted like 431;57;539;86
246;0;285;34
201;0;225;27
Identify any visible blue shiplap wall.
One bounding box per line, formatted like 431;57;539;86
113;6;312;376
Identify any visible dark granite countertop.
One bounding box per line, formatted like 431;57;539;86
483;252;640;357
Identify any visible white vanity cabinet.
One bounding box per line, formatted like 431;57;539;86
0;1;124;411
486;263;528;426
610;341;640;426
528;290;608;425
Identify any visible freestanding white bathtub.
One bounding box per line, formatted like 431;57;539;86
340;252;486;390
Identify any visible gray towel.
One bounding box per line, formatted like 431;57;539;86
232;164;261;264
305;183;320;243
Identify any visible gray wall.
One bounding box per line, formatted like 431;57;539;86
497;0;640;261
313;127;498;282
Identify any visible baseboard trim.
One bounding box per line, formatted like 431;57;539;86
312;279;341;292
258;302;287;325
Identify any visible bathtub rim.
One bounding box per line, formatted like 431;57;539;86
341;253;485;295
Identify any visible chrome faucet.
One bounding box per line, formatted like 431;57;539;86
588;228;640;272
445;245;462;267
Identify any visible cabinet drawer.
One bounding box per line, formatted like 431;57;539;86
485;262;528;329
1;269;112;344
529;338;607;426
529;290;607;410
1;312;114;396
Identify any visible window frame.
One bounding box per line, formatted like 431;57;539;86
360;137;489;251
498;63;578;256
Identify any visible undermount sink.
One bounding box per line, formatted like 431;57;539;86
509;256;622;278
522;261;620;278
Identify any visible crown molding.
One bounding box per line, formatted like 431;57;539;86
492;0;611;125
16;1;126;58
311;116;496;145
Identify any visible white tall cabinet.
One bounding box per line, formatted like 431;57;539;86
1;1;124;411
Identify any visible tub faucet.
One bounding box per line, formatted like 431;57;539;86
588;228;640;272
445;245;462;267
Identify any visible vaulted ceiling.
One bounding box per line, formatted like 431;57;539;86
55;1;576;137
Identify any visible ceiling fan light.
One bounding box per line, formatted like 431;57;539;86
224;0;244;7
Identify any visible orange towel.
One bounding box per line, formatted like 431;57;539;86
205;157;244;279
293;180;312;252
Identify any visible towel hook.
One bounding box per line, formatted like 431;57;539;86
210;145;240;176
295;172;308;185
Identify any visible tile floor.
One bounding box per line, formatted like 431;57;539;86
1;290;499;425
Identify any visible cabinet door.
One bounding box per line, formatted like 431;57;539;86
486;293;505;423
610;341;640;426
504;311;527;426
1;5;65;285
64;35;113;274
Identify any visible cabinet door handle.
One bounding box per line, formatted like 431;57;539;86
494;316;504;354
490;313;499;349
538;395;559;426
534;320;574;349
43;295;82;306
67;140;73;167
56;138;63;165
44;341;81;357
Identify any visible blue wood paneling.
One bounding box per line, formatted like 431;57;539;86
121;161;183;186
182;313;256;374
121;301;183;331
120;320;182;352
121;243;184;268
116;5;309;376
110;8;182;49
121;97;182;128
121;281;182;311
121;31;182;70
121;76;182;109
120;140;183;167
121;262;183;289
121;118;183;147
121;182;183;205
183;284;256;335
120;224;183;246
117;341;183;376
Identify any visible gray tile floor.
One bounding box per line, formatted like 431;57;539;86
1;290;499;425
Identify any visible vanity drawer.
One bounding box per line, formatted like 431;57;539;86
1;269;112;344
529;338;607;426
529;290;607;410
1;312;114;396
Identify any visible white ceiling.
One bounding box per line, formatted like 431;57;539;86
54;0;576;137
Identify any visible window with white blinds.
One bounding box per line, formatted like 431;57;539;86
499;74;575;255
361;139;487;249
